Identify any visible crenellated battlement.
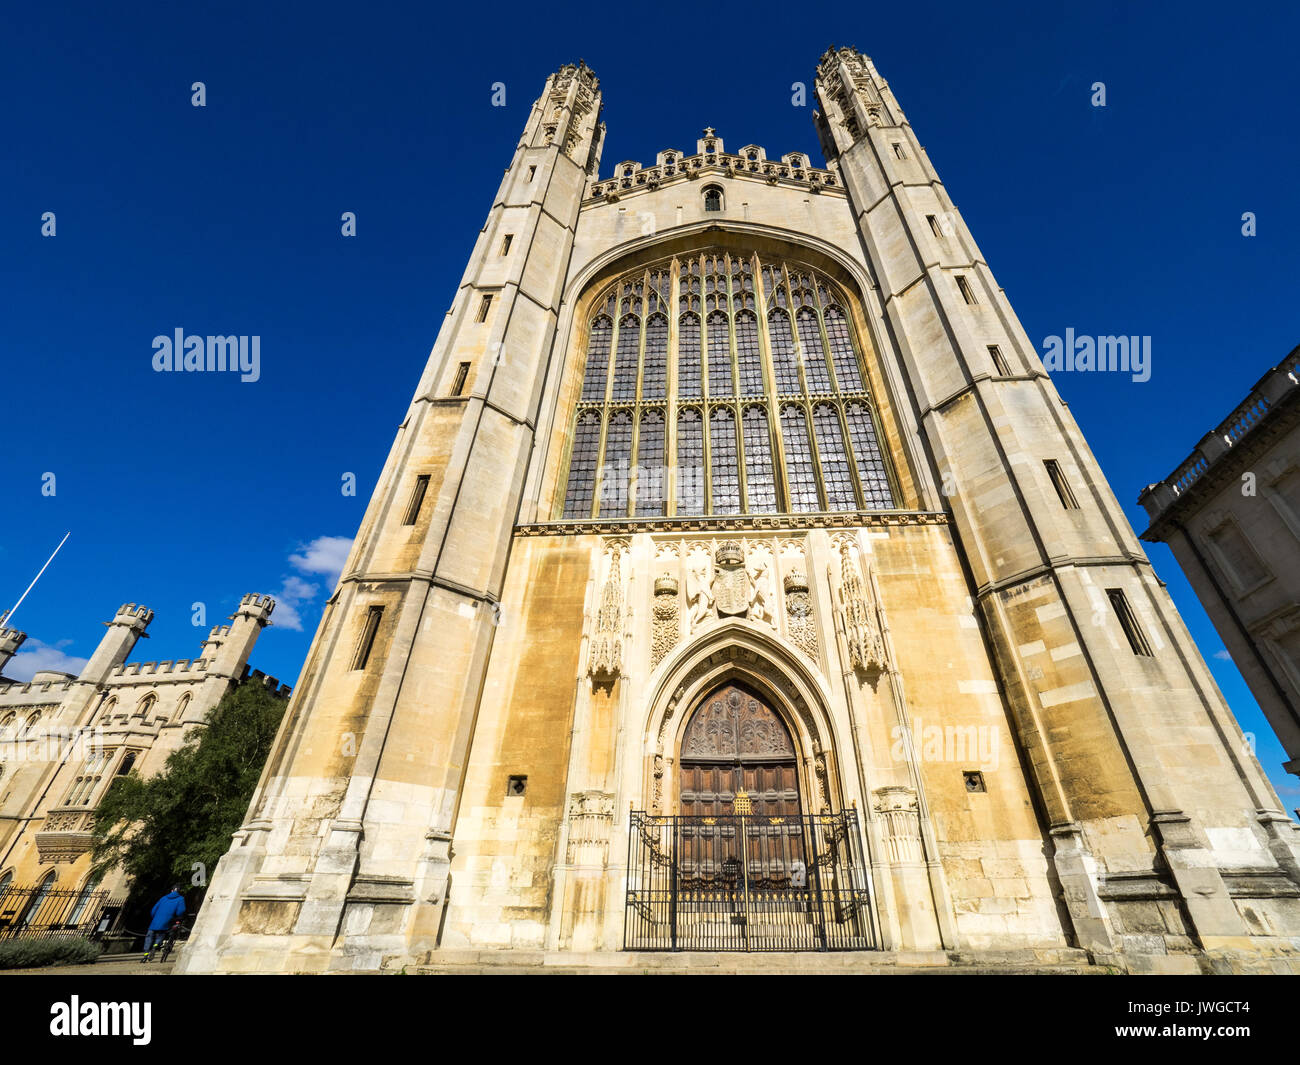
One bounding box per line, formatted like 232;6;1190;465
242;666;292;698
113;603;155;624
587;129;838;204
240;593;275;610
109;657;206;679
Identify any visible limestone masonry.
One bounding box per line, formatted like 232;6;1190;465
177;48;1300;975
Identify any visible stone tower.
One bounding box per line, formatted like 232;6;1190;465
179;51;1300;975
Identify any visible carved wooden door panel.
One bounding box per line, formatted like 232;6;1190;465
679;682;801;816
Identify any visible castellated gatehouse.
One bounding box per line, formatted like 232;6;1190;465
174;49;1300;975
0;595;286;915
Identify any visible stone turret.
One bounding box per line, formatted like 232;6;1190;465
200;594;276;682
0;628;26;678
79;604;153;686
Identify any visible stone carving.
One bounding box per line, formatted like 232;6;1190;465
651;574;680;668
711;541;748;617
681;684;794;759
784;569;818;659
587;543;626;680
837;540;886;672
814;746;830;811
685;544;714;632
746;544;776;629
565;790;615;865
873;785;924;864
651;753;665;814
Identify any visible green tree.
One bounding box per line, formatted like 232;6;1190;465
90;681;287;913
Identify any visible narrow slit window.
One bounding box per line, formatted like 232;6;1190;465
527;166;536;180
956;276;977;305
927;215;944;238
1107;589;1153;657
402;474;431;525
476;294;494;322
892;142;906;159
1043;459;1080;509
451;361;470;396
500;234;513;255
987;345;1010;376
351;607;384;671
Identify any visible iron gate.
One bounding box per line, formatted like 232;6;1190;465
0;885;112;940
624;809;877;951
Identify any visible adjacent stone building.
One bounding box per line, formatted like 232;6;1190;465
0;595;287;929
179;49;1300;975
1139;346;1300;782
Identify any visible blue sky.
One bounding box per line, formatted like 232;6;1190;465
1;2;1297;807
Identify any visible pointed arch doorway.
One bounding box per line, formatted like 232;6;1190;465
625;674;877;952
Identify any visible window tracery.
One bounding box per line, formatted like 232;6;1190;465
561;250;897;518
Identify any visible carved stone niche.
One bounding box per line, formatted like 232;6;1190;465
873;785;923;864
587;542;627;681
836;539;886;673
566;790;616;866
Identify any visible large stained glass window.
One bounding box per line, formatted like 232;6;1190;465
560;250;897;518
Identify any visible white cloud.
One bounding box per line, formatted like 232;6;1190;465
270;536;353;633
289;536;353;590
5;638;88;682
1213;649;1233;661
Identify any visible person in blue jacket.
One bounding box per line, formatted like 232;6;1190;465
142;886;186;959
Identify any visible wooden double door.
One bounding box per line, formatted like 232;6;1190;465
678;681;803;818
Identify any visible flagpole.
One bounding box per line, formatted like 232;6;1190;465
1;532;71;628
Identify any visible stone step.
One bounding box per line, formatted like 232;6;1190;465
414;947;1104;975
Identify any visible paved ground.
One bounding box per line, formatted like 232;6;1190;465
0;954;175;976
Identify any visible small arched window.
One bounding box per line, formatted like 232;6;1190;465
135;693;157;719
19;871;56;929
703;186;723;212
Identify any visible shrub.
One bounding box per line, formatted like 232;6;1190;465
0;937;103;970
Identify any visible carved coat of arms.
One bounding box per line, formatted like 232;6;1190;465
712;542;749;617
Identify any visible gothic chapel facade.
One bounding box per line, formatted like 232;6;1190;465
179;49;1300;974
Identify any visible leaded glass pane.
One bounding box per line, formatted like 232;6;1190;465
600;409;634;516
611;315;640;402
813;403;856;510
676;407;706;514
781;405;820;512
707;312;734;396
678;314;702;398
563;411;601;517
643;314;668;400
824;306;864;392
796;308;832;393
742;406;777;512
846;401;895;508
580;317;612;401
735;311;762;395
635;409;667;516
769;310;800;393
710;407;740;514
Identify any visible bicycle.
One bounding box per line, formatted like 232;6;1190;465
142;918;188;963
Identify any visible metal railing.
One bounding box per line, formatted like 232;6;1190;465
625;809;877;951
0;884;113;940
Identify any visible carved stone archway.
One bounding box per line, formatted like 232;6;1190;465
643;620;848;817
